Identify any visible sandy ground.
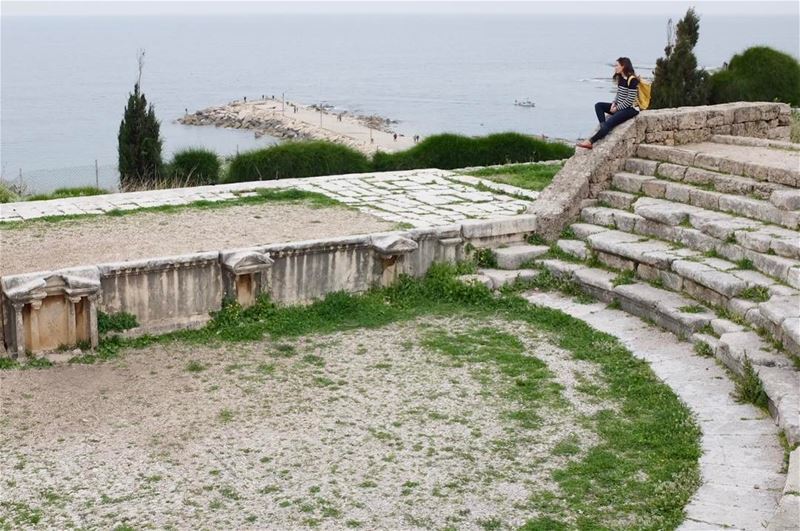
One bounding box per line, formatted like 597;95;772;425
0;317;613;530
0;203;394;277
184;98;416;154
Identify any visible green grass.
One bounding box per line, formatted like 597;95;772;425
611;270;636;287
11;264;699;528
466;162;563;192
422;327;565;428
0;188;344;230
25;186;108;202
694;342;714;358
185;360;207;373
739;286;770;303
98;311;139;334
678;305;706;314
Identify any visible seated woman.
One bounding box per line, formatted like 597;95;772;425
577;57;639;149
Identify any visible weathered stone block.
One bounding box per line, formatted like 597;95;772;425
570;223;608;241
695;153;722;172
655;163;687;181
733;106;761;123
494;244;549;270
596;251;636;271
641;179;667;198
767;167;798;187
664;182;692;203
718;195;784;226
689;189;722;210
770;190;800;211
555;239;589;260
624;158;658;176
612;172;654;193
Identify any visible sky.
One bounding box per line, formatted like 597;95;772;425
2;0;799;17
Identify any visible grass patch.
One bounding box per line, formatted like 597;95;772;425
611;270;636;287
694;342;714;358
422;326;565;428
739;286;770;303
678;305;706;314
466;162;563;192
470;247;498;269
735;258;755;270
185;360;207;373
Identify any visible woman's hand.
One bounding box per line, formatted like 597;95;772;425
610;103;617;114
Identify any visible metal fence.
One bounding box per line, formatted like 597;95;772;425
1;162;120;195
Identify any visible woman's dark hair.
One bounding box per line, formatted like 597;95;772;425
613;57;636;81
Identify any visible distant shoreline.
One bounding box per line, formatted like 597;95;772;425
177;97;416;154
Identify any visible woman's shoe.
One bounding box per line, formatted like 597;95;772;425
576;141;593;149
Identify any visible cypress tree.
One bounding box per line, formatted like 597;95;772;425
650;8;710;109
118;56;163;187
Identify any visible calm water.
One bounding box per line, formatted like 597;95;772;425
2;12;798;191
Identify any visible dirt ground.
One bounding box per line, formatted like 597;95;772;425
0;203;394;277
0;317;613;530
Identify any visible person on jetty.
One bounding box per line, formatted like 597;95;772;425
577;57;639;150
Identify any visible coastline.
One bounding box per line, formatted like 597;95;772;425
177;97;416;154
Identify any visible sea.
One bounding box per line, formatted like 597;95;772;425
2;7;798;192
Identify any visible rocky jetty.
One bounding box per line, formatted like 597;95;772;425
177;99;407;154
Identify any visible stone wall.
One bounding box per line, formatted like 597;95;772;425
529;102;792;240
0;217;536;356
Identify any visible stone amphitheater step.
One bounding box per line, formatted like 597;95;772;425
580;200;800;281
527;258;799;446
565;224;800;355
634;142;800;187
624;157;794;203
610;172;800;230
493;244;549;270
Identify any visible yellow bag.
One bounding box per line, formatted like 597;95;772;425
628;76;652;110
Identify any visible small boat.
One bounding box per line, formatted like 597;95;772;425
514;99;536;108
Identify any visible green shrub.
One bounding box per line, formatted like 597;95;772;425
372;132;573;171
168;148;221;185
226;141;371;183
710;47;800;106
26;186;108;202
0;182;19;203
98;311;139;334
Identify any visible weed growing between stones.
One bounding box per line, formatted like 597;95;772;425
733;356;769;410
612;270;636;287
98;311;139;334
694;342;714;357
739;286;771;303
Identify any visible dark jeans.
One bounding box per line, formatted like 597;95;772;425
590;102;638;143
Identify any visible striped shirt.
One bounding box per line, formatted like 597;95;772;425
614;75;639;110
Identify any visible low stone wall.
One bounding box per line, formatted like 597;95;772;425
529;102;791;240
0;216;536;356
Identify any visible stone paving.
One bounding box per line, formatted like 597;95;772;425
0;169;535;228
525;291;786;531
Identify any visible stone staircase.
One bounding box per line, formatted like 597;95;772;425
477;136;800;448
470;136;800;529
